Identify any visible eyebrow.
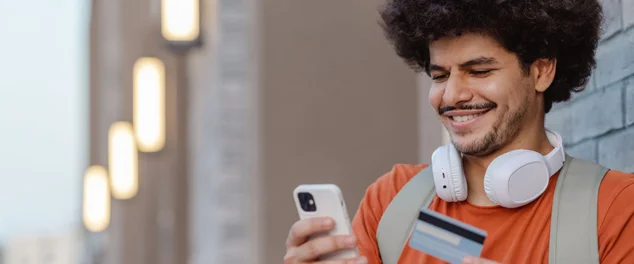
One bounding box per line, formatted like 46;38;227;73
429;56;499;72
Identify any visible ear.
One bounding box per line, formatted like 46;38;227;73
531;58;557;93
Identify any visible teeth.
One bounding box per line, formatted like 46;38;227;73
451;114;482;123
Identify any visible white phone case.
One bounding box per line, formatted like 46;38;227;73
293;184;360;260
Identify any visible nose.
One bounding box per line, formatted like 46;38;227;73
442;74;473;107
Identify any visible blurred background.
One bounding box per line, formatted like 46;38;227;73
0;0;631;263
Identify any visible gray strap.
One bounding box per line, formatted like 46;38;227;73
549;156;608;264
376;167;436;264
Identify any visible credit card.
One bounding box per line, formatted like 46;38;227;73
408;208;487;264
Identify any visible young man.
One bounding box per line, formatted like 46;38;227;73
284;0;634;263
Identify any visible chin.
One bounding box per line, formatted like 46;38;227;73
449;129;479;145
449;130;497;156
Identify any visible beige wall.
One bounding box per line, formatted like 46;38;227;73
417;74;446;159
257;0;437;262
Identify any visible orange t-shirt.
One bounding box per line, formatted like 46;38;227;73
351;164;634;264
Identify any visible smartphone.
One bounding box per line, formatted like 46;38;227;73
293;184;360;260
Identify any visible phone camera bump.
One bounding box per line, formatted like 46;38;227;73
298;192;317;212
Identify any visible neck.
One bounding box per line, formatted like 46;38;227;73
462;124;555;207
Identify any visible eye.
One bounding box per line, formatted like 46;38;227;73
432;74;449;81
470;70;492;76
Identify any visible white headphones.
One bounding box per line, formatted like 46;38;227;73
430;128;566;208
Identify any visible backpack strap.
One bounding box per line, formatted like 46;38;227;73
377;156;608;264
376;167;436;264
549;155;608;263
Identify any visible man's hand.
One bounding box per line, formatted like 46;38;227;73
283;216;368;264
462;256;501;264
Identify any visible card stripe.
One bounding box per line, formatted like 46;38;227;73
418;211;485;244
416;222;461;245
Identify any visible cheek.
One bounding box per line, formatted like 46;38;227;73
485;70;534;100
428;84;443;109
469;77;512;104
487;79;529;107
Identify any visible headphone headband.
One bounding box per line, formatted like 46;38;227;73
544;128;566;176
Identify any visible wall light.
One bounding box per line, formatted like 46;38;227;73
133;57;166;152
108;122;138;200
161;0;201;47
83;165;111;232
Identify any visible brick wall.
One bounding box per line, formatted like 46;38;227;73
545;0;634;173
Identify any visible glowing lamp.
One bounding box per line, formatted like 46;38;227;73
108;122;139;200
133;57;166;152
82;165;111;232
161;0;201;47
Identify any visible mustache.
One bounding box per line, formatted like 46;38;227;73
438;102;497;115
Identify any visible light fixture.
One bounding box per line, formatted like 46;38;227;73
133;57;166;152
161;0;201;48
82;165;111;232
108;122;139;200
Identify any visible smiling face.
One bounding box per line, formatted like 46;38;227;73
428;33;545;156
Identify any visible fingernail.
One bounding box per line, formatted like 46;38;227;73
344;236;357;246
356;256;368;264
462;257;474;264
322;218;333;227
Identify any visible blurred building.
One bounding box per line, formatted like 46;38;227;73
3;229;81;264
84;1;633;264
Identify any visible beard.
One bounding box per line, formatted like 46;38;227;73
451;100;529;157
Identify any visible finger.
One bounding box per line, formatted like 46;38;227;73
283;248;301;264
314;256;368;264
286;217;335;247
294;235;358;261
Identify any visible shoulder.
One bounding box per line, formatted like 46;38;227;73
373;163;429;188
597;169;634;228
598;169;634;197
354;163;429;222
364;163;430;209
596;169;634;261
352;163;429;220
350;163;429;260
352;164;427;263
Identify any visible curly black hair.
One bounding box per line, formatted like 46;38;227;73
379;0;603;113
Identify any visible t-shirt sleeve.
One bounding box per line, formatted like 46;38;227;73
351;177;386;263
351;164;427;264
597;170;634;263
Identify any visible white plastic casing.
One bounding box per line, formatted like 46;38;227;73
484;150;550;208
293;184;359;260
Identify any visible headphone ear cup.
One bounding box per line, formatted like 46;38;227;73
432;145;467;202
484;151;527;207
484;150;550;208
448;144;467;201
